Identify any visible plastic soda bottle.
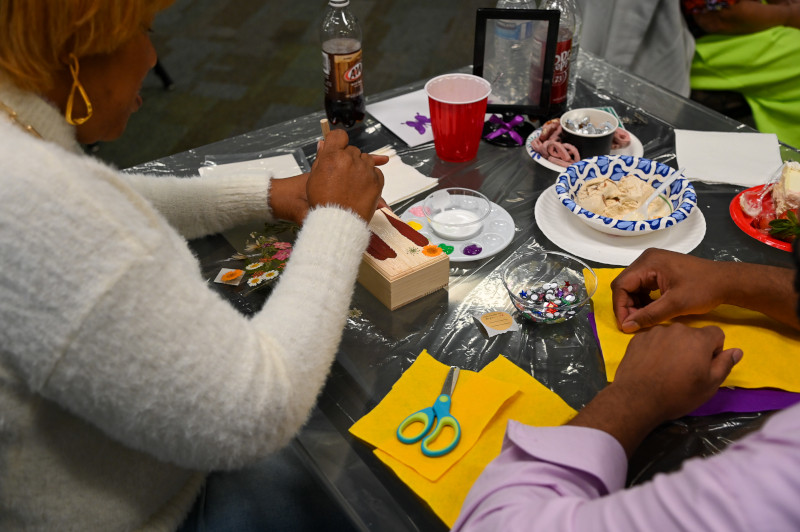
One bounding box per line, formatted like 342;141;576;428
489;0;539;105
321;0;365;128
540;0;577;117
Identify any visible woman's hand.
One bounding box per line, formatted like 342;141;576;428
268;173;310;225
307;129;386;222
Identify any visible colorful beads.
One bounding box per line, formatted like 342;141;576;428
516;280;580;322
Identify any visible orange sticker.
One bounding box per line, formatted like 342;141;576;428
422;245;443;257
221;269;244;282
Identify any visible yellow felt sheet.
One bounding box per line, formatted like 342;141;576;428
349;350;518;482
349;351;576;527
592;268;800;392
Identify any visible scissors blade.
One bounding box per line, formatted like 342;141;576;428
440;366;459;397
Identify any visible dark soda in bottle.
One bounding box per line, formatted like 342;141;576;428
540;0;577;118
321;1;365;128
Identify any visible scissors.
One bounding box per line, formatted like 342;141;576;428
396;366;461;457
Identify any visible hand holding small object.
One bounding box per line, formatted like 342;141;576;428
308;129;386;222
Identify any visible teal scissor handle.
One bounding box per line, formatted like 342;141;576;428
397;394;461;457
397;407;435;444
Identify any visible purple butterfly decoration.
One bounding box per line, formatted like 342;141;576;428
403;113;431;135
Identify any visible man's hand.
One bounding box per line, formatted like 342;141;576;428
307;129;386;222
569;323;742;457
611;248;800;332
611;249;728;333
614;324;741;422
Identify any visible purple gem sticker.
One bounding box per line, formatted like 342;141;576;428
463;243;482;256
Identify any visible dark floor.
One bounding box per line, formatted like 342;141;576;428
94;0;494;170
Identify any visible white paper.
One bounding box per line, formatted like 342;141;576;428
675;130;782;187
371;146;439;206
366;89;433;147
198;153;302;179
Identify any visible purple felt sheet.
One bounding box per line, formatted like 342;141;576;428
690;387;800;416
586;312;800;416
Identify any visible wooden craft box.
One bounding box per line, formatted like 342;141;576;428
358;208;450;310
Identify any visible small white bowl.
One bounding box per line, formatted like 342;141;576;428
422;188;491;240
554;155;697;236
560;108;619;159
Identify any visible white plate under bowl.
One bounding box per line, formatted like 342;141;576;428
534;185;706;266
400;200;515;263
525;127;644;173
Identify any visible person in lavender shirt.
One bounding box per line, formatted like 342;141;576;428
454;247;800;531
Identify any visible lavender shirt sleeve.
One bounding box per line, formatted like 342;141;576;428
453;406;800;531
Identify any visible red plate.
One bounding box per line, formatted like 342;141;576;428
729;185;792;252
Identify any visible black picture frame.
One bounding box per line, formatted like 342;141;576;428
473;8;560;118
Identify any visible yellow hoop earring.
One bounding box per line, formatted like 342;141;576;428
65;53;93;126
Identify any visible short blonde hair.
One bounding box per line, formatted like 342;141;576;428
0;0;174;92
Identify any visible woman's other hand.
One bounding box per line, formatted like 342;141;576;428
269;173;310;225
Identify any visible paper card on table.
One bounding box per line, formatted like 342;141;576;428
590;268;800;392
474;310;519;337
675;129;782;187
198;153;303;179
213;268;245;285
370;146;439;206
373;355;576;528
366;89;433;147
349;350;519;482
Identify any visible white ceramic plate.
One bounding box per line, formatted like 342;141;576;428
534;185;706;266
400;200;515;262
525;127;644;173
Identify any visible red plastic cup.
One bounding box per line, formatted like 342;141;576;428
425;74;491;163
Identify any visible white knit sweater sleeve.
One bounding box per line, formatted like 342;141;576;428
1;132;371;471
122;172;275;239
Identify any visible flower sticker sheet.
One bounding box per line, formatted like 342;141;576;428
366;89;433;147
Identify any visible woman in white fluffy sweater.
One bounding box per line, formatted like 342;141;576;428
0;1;386;530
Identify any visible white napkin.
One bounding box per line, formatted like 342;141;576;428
675;129;782;187
198;153;302;179
366;89;433;147
371;146;439;205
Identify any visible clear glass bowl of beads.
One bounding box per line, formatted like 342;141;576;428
502;250;598;323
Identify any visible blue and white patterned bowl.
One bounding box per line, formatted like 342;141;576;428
554;155;697;236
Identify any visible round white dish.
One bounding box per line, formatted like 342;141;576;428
400;200;515;263
525;127;644;173
534;185;706;266
555;155;697;236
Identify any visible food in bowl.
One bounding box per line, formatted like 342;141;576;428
555;155;697;236
503;251;598;324
529;117;632;168
739;161;800;242
576;174;672;221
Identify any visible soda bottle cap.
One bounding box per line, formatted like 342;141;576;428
329;0;349;6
